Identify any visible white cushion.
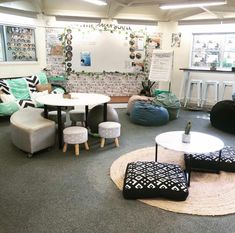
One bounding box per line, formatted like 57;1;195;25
0;93;16;103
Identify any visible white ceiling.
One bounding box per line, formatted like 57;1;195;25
0;0;235;22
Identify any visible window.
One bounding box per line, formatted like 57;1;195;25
191;33;235;69
0;25;37;62
0;25;5;61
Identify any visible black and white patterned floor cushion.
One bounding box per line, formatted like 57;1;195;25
184;146;235;172
123;161;189;201
220;146;235;172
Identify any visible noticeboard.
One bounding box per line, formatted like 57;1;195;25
149;50;174;82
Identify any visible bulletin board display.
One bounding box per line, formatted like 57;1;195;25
4;25;37;61
45;25;162;75
149;50;174;82
68;30;146;73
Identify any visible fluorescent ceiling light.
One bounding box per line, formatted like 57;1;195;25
159;0;227;10
83;0;107;6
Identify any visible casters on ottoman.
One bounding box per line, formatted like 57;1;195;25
63;126;89;156
98;122;121;148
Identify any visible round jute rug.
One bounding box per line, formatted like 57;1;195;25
110;147;235;216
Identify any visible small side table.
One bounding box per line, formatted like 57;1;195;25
155;131;224;186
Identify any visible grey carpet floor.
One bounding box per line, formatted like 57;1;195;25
0;108;235;233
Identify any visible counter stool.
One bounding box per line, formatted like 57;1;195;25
221;81;235;100
69;109;85;126
63;126;89;156
184;79;203;108
98;122;121;148
201;80;219;107
48;111;67;125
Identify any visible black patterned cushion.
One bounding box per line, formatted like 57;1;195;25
220;146;235;172
26;75;40;92
184;151;219;171
0;80;10;94
16;99;36;108
184;146;235;172
123;161;189;201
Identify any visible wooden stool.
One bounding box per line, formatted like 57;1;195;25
48;110;67;124
63;126;89;156
98;122;121;148
69;109;85;126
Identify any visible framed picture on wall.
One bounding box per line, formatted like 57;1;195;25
4;25;37;62
0;25;5;61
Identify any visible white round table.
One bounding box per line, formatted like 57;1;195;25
36;93;111;148
155;131;224;186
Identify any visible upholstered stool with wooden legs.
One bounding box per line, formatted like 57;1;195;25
48;110;67;125
69;109;85;126
98;122;121;148
63;126;89;156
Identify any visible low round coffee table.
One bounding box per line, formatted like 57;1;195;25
155;131;224;186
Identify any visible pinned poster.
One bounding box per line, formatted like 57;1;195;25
149;50;174;82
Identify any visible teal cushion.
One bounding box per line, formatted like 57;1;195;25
37;72;48;84
0;102;20;116
5;78;31;100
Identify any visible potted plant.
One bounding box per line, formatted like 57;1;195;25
182;121;192;143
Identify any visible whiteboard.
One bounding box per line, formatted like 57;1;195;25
71;30;136;72
149;50;174;82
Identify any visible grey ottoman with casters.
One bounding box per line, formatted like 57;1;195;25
10;108;56;157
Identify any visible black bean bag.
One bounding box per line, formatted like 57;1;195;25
210;100;235;134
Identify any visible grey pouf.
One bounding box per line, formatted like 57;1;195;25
63;126;89;156
69;109;85;126
123;161;189;201
98;121;121;148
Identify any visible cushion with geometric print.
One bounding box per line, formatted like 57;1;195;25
184;151;219;172
16;99;36;109
184;145;235;172
220;146;235;172
123;161;189;201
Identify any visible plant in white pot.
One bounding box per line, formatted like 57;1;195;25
182;121;192;143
